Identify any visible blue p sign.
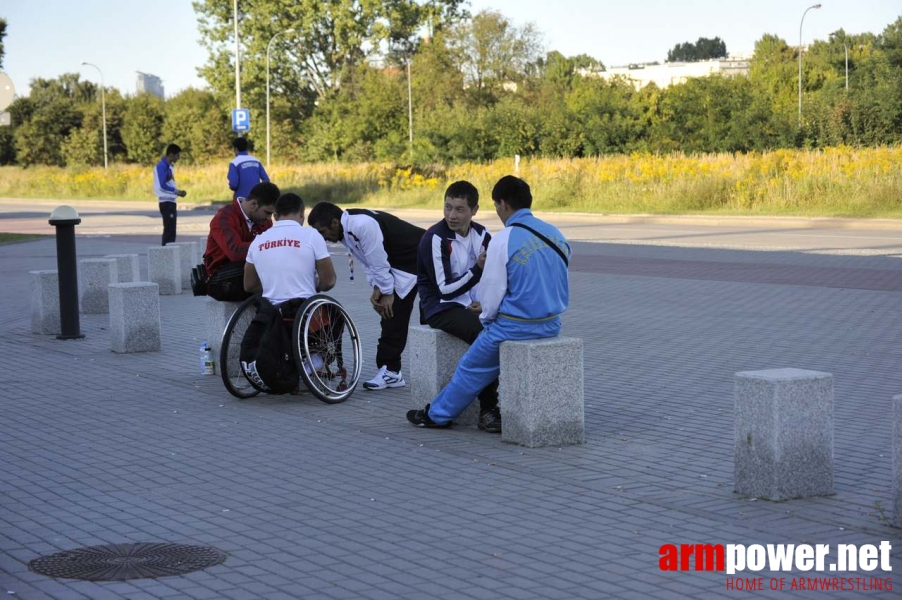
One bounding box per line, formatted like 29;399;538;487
232;109;251;132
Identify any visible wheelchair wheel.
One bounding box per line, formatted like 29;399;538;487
219;295;265;399
292;295;362;404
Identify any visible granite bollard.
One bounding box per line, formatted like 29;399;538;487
206;298;244;360
894;395;902;528
31;270;60;335
170;241;199;289
104;254;140;283
109;283;161;353
78;258;118;314
500;337;585;448
147;246;181;295
734;368;834;501
408;325;480;427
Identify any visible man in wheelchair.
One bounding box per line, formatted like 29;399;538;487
239;193;337;394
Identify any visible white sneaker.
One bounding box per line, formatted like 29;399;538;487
363;365;406;390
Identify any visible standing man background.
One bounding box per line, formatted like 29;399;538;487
203;181;278;301
408;176;571;429
308;202;425;390
228;137;269;201
153;143;187;246
416;181;500;432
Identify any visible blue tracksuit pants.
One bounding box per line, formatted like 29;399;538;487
427;315;561;424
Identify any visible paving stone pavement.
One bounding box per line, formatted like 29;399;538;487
1;233;901;599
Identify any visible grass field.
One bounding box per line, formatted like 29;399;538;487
2;146;900;217
0;233;47;244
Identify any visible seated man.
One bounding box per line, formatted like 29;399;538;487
407;176;571;429
203;181;278;301
416;181;500;433
240;193;337;393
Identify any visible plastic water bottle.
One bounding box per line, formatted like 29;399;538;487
200;342;214;375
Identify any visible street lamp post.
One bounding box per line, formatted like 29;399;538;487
407;59;413;156
234;0;241;112
80;62;108;169
266;28;295;167
798;3;822;128
843;42;849;91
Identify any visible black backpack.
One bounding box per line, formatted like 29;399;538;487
240;300;300;394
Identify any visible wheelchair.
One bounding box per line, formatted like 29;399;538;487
219;294;362;404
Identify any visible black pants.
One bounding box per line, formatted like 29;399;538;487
159;201;177;246
207;261;253;302
426;305;499;412
376;289;418;373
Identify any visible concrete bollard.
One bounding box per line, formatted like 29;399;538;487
31;270;60;335
408;325;480;427
169;241;199;290
109;283;161;353
206;298;244;360
104;254;141;283
500;337;585;448
147;246;181;295
734;368;834;501
78;258;118;314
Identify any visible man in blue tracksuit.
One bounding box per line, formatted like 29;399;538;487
228;137;270;201
153;143;187;245
407;175;571;428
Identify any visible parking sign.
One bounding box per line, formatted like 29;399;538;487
232;109;251;132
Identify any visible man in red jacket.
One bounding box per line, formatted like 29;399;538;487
203;181;279;301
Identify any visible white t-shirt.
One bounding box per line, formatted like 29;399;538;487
246;220;330;304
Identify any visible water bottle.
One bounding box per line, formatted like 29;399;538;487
200;342;215;375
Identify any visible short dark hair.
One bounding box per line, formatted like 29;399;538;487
307;202;343;228
232;137;248;152
444;181;479;209
275;193;304;216
165;143;181;156
492;176;532;211
248;182;280;206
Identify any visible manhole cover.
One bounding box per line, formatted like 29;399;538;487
28;542;227;581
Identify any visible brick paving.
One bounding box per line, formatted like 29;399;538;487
0;231;901;599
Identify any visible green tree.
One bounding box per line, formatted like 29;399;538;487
667;37;727;62
162;88;232;164
122;94;165;164
61;126;102;167
0;18;7;69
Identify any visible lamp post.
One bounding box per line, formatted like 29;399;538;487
80;62;108;169
407;59;413;156
266;28;295;167
843;41;849;91
234;0;241;112
798;3;822;128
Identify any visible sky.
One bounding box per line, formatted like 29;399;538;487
1;0;900;98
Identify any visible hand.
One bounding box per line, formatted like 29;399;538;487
467;301;482;314
370;287;385;316
178;190;187;197
476;251;486;269
377;293;395;319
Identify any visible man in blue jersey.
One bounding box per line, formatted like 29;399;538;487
407;176;571;429
228;137;270;201
153;143;187;246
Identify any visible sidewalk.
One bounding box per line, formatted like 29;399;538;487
0;233;901;599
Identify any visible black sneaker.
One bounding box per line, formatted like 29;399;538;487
406;404;451;428
478;408;502;433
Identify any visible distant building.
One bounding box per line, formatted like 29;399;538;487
136;72;164;98
582;53;752;90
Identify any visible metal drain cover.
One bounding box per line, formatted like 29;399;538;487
28;542;227;581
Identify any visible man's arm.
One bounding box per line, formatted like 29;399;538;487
227;162;239;192
315;257;336;292
243;261;262;293
350;216;394;295
478;229;509;324
211;208;252;262
430;234;483;300
155;161;178;194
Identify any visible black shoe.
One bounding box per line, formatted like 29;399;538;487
406;404;450;428
478;408;502;433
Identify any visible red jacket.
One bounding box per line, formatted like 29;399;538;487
203;199;272;275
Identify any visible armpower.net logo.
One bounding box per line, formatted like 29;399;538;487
660;542;893;592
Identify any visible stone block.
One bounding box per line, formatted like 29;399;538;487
408;325;480;427
147;246;181;295
78;258;118;314
500;337;585;448
894;395;902;528
31;270;60;335
734;368;834;501
206;298;244;360
170;242;200;289
109;283;161;353
104;254;140;283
